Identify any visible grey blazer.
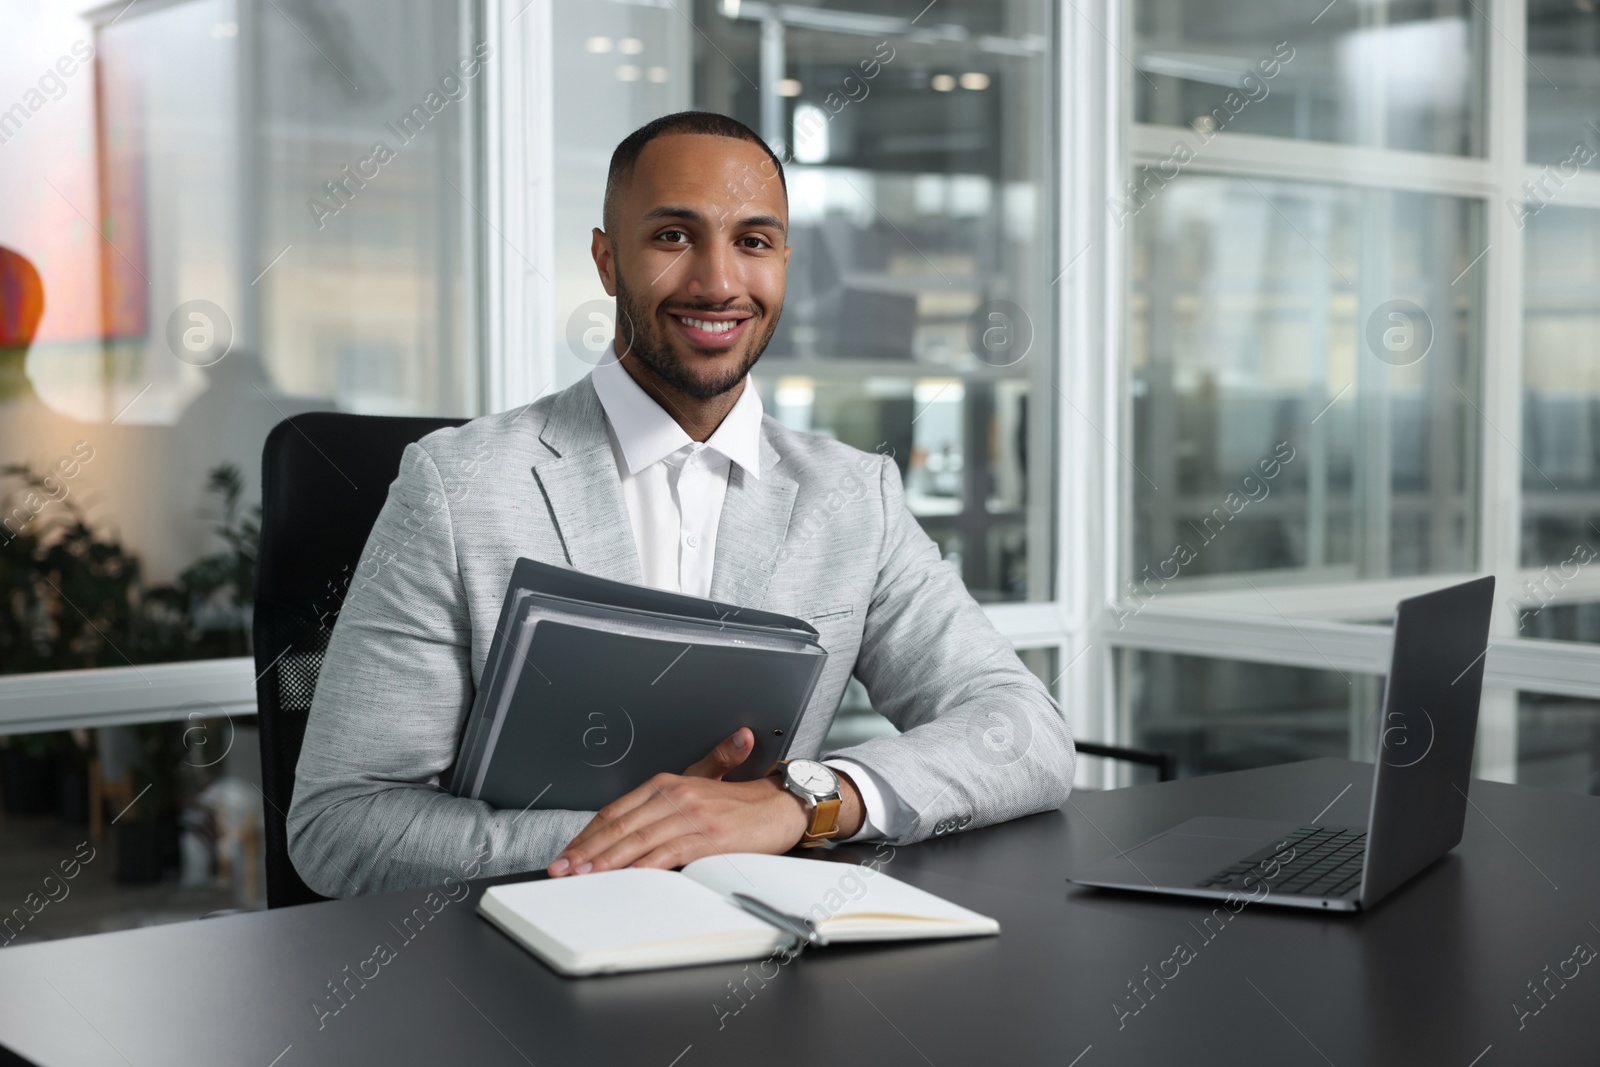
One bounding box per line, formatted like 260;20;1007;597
287;376;1075;897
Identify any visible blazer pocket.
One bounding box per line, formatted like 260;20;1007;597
803;604;855;625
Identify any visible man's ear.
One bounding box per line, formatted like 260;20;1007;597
591;227;618;296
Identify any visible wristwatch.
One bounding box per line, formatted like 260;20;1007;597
768;759;842;847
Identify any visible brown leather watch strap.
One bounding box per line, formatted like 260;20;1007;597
800;797;842;847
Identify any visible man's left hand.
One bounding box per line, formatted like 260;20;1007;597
546;727;862;876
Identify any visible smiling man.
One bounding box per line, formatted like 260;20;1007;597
287;112;1075;897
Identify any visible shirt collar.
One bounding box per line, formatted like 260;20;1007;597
590;347;763;479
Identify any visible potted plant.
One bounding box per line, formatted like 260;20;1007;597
0;462;259;883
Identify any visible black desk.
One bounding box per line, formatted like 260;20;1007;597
2;758;1596;1066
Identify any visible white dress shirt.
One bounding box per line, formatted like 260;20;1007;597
590;352;897;841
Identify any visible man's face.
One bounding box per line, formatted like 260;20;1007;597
592;133;790;400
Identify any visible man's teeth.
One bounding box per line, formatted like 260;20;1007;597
678;316;741;334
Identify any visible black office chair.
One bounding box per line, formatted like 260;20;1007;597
253;412;467;908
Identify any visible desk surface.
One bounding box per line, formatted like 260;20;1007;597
2;758;1596;1066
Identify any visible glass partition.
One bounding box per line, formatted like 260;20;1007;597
1129;176;1484;585
1134;0;1487;156
0;0;482;932
1522;206;1600;573
552;0;1057;603
1526;0;1600;165
1516;691;1600;794
2;0;482;676
1118;648;1383;780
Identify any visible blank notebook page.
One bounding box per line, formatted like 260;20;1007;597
683;854;999;934
484;868;776;957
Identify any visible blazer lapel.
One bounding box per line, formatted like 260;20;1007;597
531;377;644;585
710;421;798;609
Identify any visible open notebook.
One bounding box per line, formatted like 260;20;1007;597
478;854;999;976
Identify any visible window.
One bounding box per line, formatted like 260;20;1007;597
1522;207;1600;571
0;0;482;927
1513;2;1600;655
542;0;1060;754
1119;649;1380;779
1517;691;1600;792
1130;179;1484;582
551;0;1058;604
3;0;482;682
1135;0;1487;155
1526;0;1600;165
1112;0;1600;795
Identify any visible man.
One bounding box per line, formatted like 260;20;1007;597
288;112;1074;897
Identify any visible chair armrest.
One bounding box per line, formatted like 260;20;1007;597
1074;741;1175;782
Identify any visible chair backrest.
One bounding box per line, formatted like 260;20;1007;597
253;412;467;908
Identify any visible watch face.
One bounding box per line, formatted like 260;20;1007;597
786;759;837;797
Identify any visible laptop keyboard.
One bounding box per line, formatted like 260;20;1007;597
1196;826;1366;898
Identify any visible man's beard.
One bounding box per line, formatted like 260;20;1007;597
613;271;780;400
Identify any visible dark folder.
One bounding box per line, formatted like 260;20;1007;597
449;559;828;812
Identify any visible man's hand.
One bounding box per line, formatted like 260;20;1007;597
547;728;863;876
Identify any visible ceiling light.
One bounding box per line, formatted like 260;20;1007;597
586;36;613;54
647;66;669;83
959;72;990;90
616;65;641;81
931;73;956;92
776;78;802;97
793;102;829;163
620;38;644;55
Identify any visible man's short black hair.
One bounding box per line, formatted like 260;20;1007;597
602;110;787;235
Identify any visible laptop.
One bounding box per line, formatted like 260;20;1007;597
1068;575;1495;913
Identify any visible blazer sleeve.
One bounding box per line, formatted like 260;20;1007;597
822;454;1076;843
286;442;591;897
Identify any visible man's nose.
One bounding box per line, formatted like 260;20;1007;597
683;241;739;303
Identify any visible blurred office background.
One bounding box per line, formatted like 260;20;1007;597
0;0;1597;939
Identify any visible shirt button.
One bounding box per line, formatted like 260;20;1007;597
685;533;701;549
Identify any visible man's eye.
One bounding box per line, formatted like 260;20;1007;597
739;235;772;249
656;229;690;244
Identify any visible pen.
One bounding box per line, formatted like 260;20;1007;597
731;893;829;952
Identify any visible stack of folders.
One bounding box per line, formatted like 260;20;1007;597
449;559;829;813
